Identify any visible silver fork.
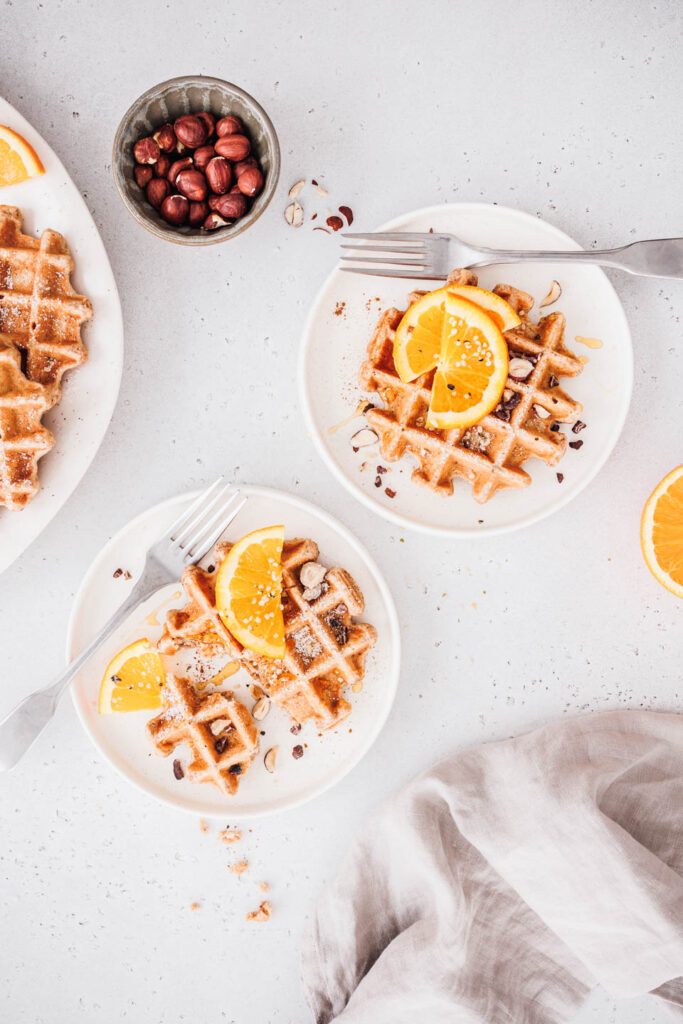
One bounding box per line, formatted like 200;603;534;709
340;231;683;279
0;479;246;772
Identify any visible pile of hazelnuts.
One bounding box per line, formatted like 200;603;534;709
132;111;265;230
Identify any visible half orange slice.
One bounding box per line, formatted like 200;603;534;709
641;466;683;598
215;525;286;658
0;126;44;187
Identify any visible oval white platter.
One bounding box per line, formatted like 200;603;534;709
0;94;123;573
66;485;401;818
299;203;633;536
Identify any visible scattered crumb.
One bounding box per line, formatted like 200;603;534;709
258;881;269;893
229;860;249;876
199;819;209;834
246;900;272;922
190;902;201;912
113;568;123;578
218;828;242;845
334;300;346;318
123;570;132;580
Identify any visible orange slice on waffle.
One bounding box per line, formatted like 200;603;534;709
0;126;44;187
447;284;521;332
427;293;508;430
641;466;683;598
98;639;166;714
215;525;286;658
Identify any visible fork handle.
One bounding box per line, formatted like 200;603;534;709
470;238;683;279
0;560;166;772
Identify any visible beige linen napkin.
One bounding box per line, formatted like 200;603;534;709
302;710;683;1023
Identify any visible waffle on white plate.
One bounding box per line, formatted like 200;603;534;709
359;269;584;504
0;205;92;509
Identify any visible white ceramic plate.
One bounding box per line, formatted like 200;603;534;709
299;203;633;536
0;95;123;573
66;485;400;818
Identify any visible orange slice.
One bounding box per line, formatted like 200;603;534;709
98;639;166;714
0;126;44;187
447;284;521;332
427;293;509;430
392;286;451;383
215;525;285;658
640;466;683;598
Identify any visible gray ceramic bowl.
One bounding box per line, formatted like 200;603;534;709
112;75;280;245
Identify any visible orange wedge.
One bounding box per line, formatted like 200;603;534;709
640;466;683;598
447;284;521;332
0;126;44;187
215;525;285;658
427;293;509;430
98;639;166;714
392;286;451;383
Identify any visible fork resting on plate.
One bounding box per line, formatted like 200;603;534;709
0;480;246;772
340;231;683;279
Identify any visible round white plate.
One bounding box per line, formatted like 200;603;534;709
66;485;400;818
0;95;123;573
299;203;633;536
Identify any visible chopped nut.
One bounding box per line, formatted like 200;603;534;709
539;280;562;307
339;205;354;226
290;723;302;735
326;215;343;231
288;180;305;199
300;561;326;589
292;744;304;759
246;900;272;922
508;357;535;380
569;439;584;450
315;184;329;196
252;697;271;721
302;585;323;602
351;427;378;450
284;201;304;227
556;472;564;483
251;684;267;700
572;420;586;433
210;718;230;736
533;404;551;419
173;759;184;780
502;389;513;402
264;746;279;773
230;860;249;875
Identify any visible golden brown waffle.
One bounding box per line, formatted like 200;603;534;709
0;205;91;406
146;674;258;796
241;538;377;728
0;341;54;509
158;538;377;729
359;269;584;504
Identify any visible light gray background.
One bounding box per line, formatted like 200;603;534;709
1;1;681;1021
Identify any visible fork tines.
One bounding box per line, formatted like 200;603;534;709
340;232;437;279
164;479;247;565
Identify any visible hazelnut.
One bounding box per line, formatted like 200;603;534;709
173;114;208;149
233;157;257;178
167;157;193;185
154;153;171;178
160;193;189;226
205;156;232;195
215;135;251;161
212;192;247;219
193;145;216;172
145;177;170;209
176;168;208;201
153;123;177;152
229;183;243;194
216;115;243;137
188;200;209;228
134;164;153;188
207;194;222;211
237;166;264;197
203;212;228;230
196;111;216;138
133;137;160;164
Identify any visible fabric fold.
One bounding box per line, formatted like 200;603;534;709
301;710;683;1024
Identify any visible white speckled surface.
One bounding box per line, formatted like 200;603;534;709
1;2;681;1022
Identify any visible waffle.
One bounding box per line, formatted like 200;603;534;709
0;205;91;406
146;674;258;795
0;341;54;509
159;538;377;729
359;269;584;504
